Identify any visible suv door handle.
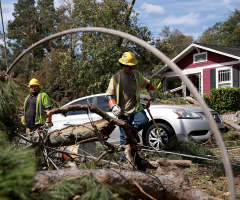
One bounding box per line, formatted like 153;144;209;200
63;123;71;126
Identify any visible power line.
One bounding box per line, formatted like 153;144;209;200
140;147;240;167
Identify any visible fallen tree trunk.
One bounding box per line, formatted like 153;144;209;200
33;168;218;200
46;119;115;147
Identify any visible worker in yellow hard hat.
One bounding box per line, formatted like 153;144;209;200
105;52;157;163
21;78;53;135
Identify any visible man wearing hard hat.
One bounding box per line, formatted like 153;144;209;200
105;52;157;163
21;78;53;133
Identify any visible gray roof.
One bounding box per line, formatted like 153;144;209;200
195;43;240;57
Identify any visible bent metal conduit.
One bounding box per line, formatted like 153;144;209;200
6;27;236;199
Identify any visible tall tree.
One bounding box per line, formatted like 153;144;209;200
0;44;12;72
7;0;35;59
33;0;81;104
197;9;240;47
53;0;77;54
220;9;240;47
152;26;193;74
7;0;57;74
149;27;193;91
158;26;193;59
197;22;223;45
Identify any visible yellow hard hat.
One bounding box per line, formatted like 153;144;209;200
28;78;41;87
119;52;137;66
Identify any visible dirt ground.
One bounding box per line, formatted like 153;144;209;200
183;128;240;199
185;165;240;199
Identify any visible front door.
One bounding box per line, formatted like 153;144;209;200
186;73;201;96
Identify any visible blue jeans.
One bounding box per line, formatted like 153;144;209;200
118;110;149;163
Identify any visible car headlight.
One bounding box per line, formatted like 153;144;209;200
173;109;203;119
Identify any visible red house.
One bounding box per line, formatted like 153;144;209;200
150;43;240;97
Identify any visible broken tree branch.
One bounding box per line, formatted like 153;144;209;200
221;118;240;131
184;96;199;105
117;0;136;47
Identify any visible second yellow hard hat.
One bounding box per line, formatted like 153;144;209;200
28;78;41;87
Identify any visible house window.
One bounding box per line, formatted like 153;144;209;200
193;52;207;63
216;67;232;88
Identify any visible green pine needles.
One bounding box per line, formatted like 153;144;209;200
41;173;133;200
0;132;36;200
0;78;22;139
0;78;36;199
0;78;20;119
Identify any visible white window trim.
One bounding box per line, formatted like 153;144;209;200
193;52;207;63
216;66;233;88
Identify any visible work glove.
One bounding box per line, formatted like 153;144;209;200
44;121;53;128
112;105;121;117
149;90;157;101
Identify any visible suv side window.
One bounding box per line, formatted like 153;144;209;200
67;98;93;115
96;96;110;112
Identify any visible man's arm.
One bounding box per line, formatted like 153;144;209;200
105;95;121;117
21;107;24;125
42;94;53;128
139;72;157;101
105;76;121;117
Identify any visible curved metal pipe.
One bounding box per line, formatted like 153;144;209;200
6;27;236;199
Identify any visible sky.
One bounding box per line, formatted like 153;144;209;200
0;0;239;42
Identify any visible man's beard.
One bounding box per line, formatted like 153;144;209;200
31;91;39;95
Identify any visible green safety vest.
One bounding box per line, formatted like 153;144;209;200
23;92;52;125
106;70;151;112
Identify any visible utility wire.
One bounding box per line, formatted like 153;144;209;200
140;147;240;167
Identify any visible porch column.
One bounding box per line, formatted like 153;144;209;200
163;78;166;92
182;81;186;98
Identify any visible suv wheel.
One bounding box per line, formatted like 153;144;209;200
146;123;174;150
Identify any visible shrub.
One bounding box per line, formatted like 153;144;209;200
158;91;172;100
203;87;240;115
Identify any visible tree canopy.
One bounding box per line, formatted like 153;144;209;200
2;0;238;106
69;0;154;94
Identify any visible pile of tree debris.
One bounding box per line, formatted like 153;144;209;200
24;101;219;199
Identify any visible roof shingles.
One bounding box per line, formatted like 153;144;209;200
196;43;240;57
